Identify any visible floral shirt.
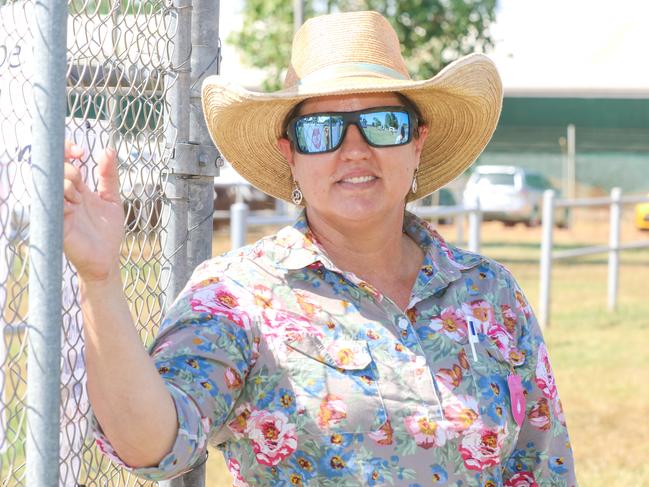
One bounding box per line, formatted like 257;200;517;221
96;212;577;486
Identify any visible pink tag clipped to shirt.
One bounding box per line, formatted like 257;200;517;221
507;373;526;427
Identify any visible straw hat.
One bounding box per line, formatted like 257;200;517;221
202;10;502;203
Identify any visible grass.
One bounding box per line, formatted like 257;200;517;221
206;211;649;486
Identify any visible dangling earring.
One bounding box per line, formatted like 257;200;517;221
411;168;418;194
291;180;303;205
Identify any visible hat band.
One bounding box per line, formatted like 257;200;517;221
297;62;410;86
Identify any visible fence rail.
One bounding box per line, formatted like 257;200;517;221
539;188;649;328
227;200;484;253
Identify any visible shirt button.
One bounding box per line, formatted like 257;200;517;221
398;317;409;330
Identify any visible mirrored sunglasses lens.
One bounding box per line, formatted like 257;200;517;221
295;115;344;153
359;110;410;146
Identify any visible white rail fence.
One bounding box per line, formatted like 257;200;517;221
226;200;484;252
539;188;649;328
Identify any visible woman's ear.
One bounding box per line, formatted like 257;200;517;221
414;124;429;157
277;137;295;168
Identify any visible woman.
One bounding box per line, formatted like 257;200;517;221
63;10;577;486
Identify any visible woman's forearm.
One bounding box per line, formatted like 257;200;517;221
80;272;178;468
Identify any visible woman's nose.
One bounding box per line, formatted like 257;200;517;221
339;124;371;158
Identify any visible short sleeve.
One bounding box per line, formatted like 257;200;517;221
93;273;259;481
499;272;578;486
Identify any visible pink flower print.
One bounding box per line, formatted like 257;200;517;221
436;364;463;390
535;344;558;400
246;409;298;467
189;286;226;314
252;284;280;311
368;420;394;446
515;290;532;319
429;307;467;342
501;304;518;335
463;300;495;333
553;396;566;426
443;394;480;433
317;394;347;429
188;276;222;293
459;422;506;471
226;458;250;487
189;286;252;330
505;471;538;487
404;408;447;449
227;404;252;438
214;288;239;309
486;322;523;364
528;398;551;431
225;367;243;390
326;341;370;369
295;290;320;317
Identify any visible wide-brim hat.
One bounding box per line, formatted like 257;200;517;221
202;10;503;203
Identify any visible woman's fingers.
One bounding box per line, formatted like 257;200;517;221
96;148;121;204
64;178;82;204
64;161;83;189
64;140;85;161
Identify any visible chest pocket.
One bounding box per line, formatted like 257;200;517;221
465;334;524;440
282;335;388;436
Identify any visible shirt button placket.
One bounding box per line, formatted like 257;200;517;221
396;316;416;346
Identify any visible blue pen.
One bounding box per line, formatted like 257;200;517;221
467;318;479;362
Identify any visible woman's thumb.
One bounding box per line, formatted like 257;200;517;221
96;148;121;203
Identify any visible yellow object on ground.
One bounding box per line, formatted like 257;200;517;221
636;198;649;230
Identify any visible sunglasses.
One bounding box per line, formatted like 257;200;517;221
286;106;418;154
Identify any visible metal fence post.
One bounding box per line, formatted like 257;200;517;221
539;190;555;328
161;0;220;485
468;197;481;253
162;0;193;306
455;213;464;247
608;187;622;311
231;202;249;250
26;0;68;484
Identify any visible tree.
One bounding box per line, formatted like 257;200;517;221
229;0;497;91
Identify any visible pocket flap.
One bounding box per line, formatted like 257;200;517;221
286;336;372;370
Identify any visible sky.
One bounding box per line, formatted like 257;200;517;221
218;0;649;92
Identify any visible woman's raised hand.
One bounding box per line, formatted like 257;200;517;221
63;143;125;283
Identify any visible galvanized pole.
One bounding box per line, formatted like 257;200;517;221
162;0;193;307
467;196;481;253
608;187;621;311
27;0;68;484
539;190;555;328
161;0;220;485
230;201;249;250
455;213;464;247
293;0;304;34
187;0;221;272
564;124;576;227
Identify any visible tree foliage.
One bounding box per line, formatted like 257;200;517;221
228;0;497;91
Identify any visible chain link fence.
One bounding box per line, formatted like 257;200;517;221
0;0;219;484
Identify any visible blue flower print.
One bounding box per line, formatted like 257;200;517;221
477;374;508;403
319;448;356;477
363;457;389;485
548;456;569;474
430;464;448;484
289;450;318;481
273;388;297;415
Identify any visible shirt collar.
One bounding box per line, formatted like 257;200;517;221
274;210;484;279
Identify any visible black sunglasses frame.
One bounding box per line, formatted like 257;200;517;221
286;106;418;155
